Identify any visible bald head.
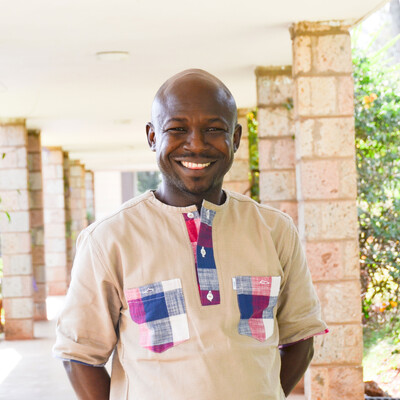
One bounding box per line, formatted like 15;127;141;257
151;69;237;128
145;68;242;206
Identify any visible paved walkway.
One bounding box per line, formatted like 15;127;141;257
0;297;305;400
0;297;75;400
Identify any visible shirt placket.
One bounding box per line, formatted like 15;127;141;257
183;208;220;306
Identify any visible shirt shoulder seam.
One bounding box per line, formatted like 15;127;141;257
79;232;121;293
84;192;152;235
227;191;293;223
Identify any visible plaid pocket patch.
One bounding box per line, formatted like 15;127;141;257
125;278;189;353
232;276;281;342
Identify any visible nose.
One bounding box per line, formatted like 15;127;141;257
183;128;208;153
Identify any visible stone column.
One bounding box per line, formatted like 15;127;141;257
223;108;250;195
27;130;46;320
69;160;87;260
42;147;68;296
0;120;34;339
85;170;95;225
63;152;73;283
291;22;363;399
256;66;297;223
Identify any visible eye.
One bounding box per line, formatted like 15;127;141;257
206;127;225;133
167;127;186;133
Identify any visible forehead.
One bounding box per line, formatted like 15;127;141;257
152;76;236;125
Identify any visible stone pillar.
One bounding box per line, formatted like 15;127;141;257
85;170;95;225
27;130;46;320
256;66;297;223
0;120;34;339
42;147;68;295
63;152;73;283
223;108;250;195
291;22;363;399
69;160;87;260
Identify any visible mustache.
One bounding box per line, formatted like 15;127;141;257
175;152;216;160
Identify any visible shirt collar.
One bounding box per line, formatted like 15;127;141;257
147;189;230;213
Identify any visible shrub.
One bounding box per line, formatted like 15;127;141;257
352;33;400;325
247;110;259;202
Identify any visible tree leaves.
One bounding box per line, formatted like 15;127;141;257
353;45;400;324
247;110;259;202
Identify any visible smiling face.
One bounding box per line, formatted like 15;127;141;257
146;70;241;207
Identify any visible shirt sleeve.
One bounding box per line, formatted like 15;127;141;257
276;218;328;346
52;229;122;366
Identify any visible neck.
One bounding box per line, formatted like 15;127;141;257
154;184;225;209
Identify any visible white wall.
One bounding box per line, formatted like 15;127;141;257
94;171;122;221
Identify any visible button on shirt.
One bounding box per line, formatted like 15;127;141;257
53;190;328;400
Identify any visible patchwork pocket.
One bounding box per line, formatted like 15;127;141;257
232;276;281;342
125;278;189;353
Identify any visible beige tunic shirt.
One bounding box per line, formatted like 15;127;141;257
53;190;327;400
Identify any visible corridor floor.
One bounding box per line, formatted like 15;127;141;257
0;297;304;400
0;297;75;400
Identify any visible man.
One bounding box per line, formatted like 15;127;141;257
53;69;327;400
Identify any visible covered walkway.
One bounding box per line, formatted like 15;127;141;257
0;297;75;399
1;1;389;398
0;298;305;399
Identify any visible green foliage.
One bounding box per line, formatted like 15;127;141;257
364;315;400;355
363;315;400;396
86;212;94;225
353;34;400;324
247;110;259;202
0;198;10;222
137;171;161;194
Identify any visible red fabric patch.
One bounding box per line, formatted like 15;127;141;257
129;299;146;324
248;318;266;342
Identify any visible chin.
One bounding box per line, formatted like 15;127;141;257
179;181;217;196
182;185;211;196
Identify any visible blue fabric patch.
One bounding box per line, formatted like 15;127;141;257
143;294;169;322
66;359;106;367
196;246;215;268
237;294;254;319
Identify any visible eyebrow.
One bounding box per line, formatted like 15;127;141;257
164;117;189;124
206;117;227;124
161;116;229;127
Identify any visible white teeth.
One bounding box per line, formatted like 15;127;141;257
181;161;211;170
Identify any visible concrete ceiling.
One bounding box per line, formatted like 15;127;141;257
0;0;387;171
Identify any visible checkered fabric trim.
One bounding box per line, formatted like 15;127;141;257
125;278;189;353
233;276;281;342
183;208;220;306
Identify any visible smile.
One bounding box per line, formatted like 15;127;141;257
181;161;211;170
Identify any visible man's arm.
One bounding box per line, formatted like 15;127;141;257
279;337;314;397
63;361;110;400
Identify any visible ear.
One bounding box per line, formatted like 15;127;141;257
146;122;157;152
233;123;242;153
